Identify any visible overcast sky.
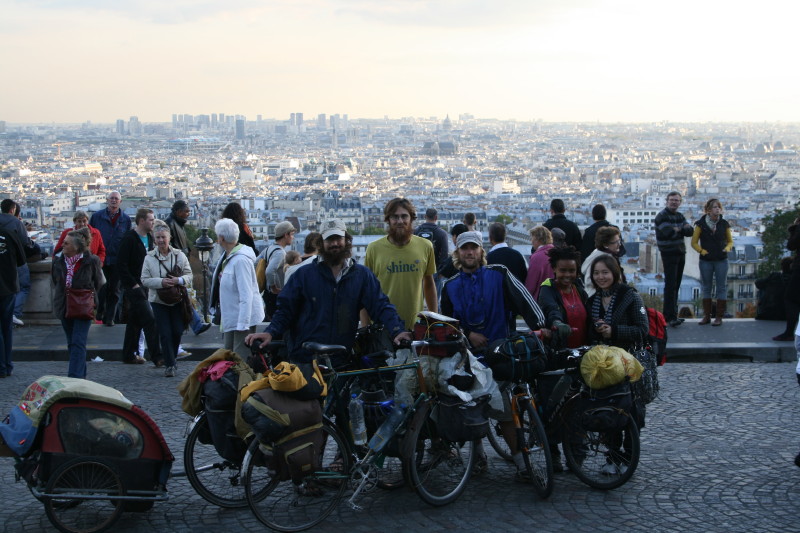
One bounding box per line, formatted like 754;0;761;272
2;0;799;124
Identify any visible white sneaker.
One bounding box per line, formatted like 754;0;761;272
176;351;192;361
12;316;24;326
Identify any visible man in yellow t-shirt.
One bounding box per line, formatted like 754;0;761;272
364;198;437;330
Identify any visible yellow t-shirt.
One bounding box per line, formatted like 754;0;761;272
364;235;436;330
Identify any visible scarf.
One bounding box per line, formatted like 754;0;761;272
592;284;619;325
704;214;718;232
65;254;81;288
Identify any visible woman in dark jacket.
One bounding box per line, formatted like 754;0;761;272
52;229;105;378
221;201;257;255
586;255;648;351
691;198;733;325
538;246;589;348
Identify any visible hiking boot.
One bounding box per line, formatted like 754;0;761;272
164;366;177;378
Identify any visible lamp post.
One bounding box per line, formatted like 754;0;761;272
194;228;214;323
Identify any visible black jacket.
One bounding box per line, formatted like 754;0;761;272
538;278;589;328
586;284;648;351
414;222;450;271
544;214;582;250
117;229;154;290
0;228;25;297
487;245;527;284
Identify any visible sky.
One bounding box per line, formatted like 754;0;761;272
2;0;799;124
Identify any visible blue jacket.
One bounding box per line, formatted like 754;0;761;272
266;257;405;365
89;208;132;265
441;264;545;344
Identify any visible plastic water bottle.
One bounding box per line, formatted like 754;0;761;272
368;403;406;453
348;394;367;446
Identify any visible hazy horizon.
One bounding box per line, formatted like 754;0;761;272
3;0;799;124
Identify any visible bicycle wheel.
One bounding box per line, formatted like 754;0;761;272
485;418;513;462
244;422;349;532
184;412;248;508
402;400;475;507
43;458;124;533
562;412;640;490
518;402;554;499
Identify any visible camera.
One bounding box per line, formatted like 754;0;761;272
594;321;604;328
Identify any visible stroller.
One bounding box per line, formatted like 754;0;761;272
0;375;174;533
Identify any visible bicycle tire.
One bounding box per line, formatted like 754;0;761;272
485;418;514;462
43;457;124;533
184;412;249;508
243;421;349;532
562;408;640;490
518;401;554;499
401;400;475;507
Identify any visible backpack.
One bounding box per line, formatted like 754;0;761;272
241;388;324;483
646;308;667;366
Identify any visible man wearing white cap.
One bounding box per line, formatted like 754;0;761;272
441;230;546;476
247;219;411;368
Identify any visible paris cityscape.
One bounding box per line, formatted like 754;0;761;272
1;115;798;317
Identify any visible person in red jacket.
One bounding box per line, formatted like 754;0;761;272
55;211;106;265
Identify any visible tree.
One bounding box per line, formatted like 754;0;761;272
361;225;385;235
639;292;664;313
495;214;513;226
757;203;800;277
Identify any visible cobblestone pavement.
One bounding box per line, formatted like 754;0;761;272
0;361;798;533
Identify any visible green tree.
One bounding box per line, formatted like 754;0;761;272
185;224;216;245
361;225;385;235
757;203;800;277
495;214;513;226
639;292;664;313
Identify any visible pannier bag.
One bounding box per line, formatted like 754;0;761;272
483;333;548;382
576;381;633;432
580;345;643;390
412;311;463;357
202;368;246;462
435;394;490;442
241;388;323;483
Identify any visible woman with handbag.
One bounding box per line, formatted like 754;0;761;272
141;221;193;377
51;228;105;379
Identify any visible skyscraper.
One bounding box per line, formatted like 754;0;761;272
317;113;326;130
116;119;125;135
235;118;245;140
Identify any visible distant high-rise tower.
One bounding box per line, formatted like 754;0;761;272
296;113;304;127
317;113;326;130
172;114;178;129
116;119;126;135
235;118;245;140
129;116;141;136
211;113;218;128
290;113;296;126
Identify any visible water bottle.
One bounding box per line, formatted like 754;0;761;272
348;394;367;446
368;403;406;453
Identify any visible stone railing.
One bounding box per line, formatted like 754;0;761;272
22;259;60;325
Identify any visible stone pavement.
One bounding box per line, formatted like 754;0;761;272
0;359;798;533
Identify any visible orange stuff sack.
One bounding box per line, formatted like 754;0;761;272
580;345;643;390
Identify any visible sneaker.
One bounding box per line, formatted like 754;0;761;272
135;356;146;365
176;350;192;360
194;323;212;336
772;334;794;342
12;316;23;326
164;366;177;378
668;319;682;328
472;454;489;476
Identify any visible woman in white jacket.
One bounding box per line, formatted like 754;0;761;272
211;218;264;360
141;221;192;377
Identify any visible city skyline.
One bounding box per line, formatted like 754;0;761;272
2;0;800;124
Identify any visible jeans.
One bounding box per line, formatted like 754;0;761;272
0;294;14;376
13;264;30;318
99;264;121;324
699;259;728;300
151;303;183;368
190;306;205;334
122;288;162;363
60;318;91;378
661;253;685;322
